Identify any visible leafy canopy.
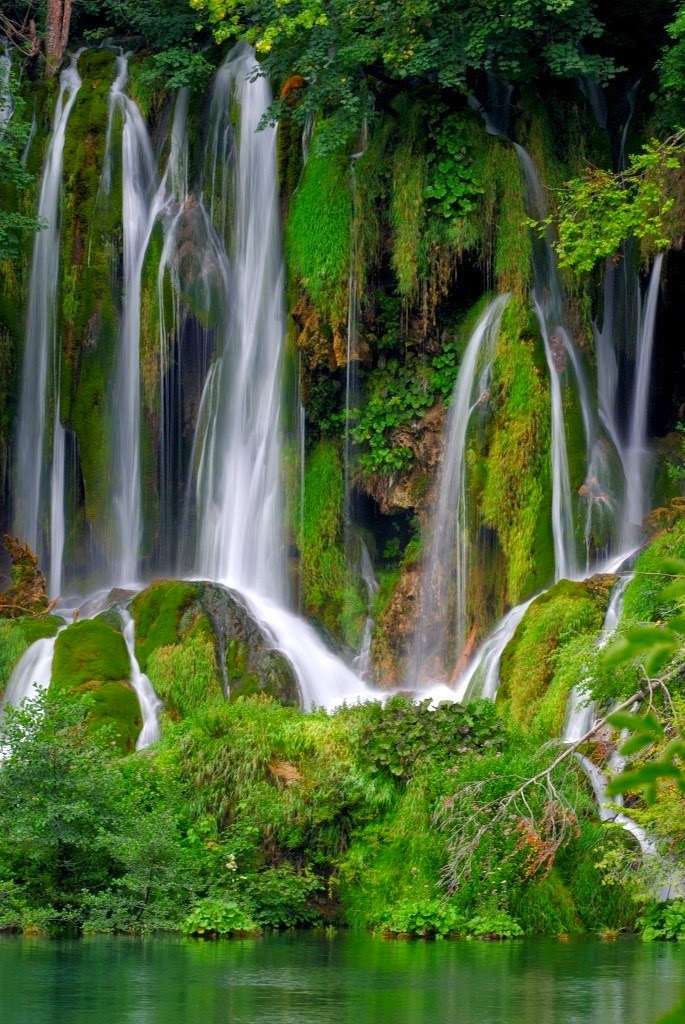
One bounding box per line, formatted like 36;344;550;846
190;0;615;141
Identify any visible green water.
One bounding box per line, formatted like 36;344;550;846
1;933;683;1023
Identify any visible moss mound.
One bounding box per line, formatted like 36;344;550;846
52;617;140;752
498;574;616;735
130;581;200;672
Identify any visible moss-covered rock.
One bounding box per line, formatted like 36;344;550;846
200;584;300;707
131;580;300;711
52;616;140;752
130;580;200;672
498;574;616;735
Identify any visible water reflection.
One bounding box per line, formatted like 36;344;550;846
0;933;683;1024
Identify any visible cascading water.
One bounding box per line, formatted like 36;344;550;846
120;609;162;749
108;54;168;584
514;144;585;581
562;571;633;742
0;46;12;129
190;46;374;710
13;55;82;597
621;253;663;546
410;295;509;685
354;540;379;681
0;633;61;713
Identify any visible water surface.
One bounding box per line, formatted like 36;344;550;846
1;933;683;1023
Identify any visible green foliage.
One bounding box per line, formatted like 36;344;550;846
424;112;483;222
548;134;685;272
657;2;685;131
299;440;346;633
353;306;477;476
287;143;350;318
183;898;259;937
390;142;424;300
147;627;222;723
498;577;611;731
0;75;42;261
244;864;323;928
465;909;524;939
480;298;552;600
360;696;505;782
381;897;464;938
639;900;685;942
192;0;615;145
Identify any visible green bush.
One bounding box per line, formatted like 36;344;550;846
640;900;685;942
466;909;524;939
183;898;259;938
381;897;464;938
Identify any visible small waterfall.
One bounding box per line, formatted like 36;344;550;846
514;144;583;580
621;253;663;546
108;54;168;584
410;295;509;685
0;46;13;129
354;540;378;681
120;609;161;749
1;634;60;712
562;572;632;742
344;157;362;576
455;597;535;702
13;56;82;593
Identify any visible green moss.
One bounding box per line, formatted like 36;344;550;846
130;581;200;672
147;625;222;723
623;519;685;623
473;135;533;295
299;441;346;635
286;141;351;321
51;616;140;752
59;50;120;550
390;143;425;300
480;297;553;603
498;575;614;733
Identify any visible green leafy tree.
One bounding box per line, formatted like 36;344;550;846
0;75;42;262
190;0;616;145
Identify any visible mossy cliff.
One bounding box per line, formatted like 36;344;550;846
497;574;616;736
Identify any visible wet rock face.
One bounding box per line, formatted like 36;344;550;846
199;584;300;707
131;580;301;711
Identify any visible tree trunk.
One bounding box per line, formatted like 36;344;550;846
45;0;72;77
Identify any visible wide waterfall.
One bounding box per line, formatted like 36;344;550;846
13;56;82;598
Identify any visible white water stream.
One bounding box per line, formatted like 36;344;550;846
410;295;509;685
120;609;162;748
14;55;82;598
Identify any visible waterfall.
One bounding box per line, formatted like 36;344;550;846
120;609;161;749
455;597;535;702
190;46;375;710
0;46;12;129
354;540;379;681
514;144;586;580
13;56;82;595
194;45;285;598
562;572;633;742
410;295;509;685
108;54;168;585
1;634;60;713
621;253;663;546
